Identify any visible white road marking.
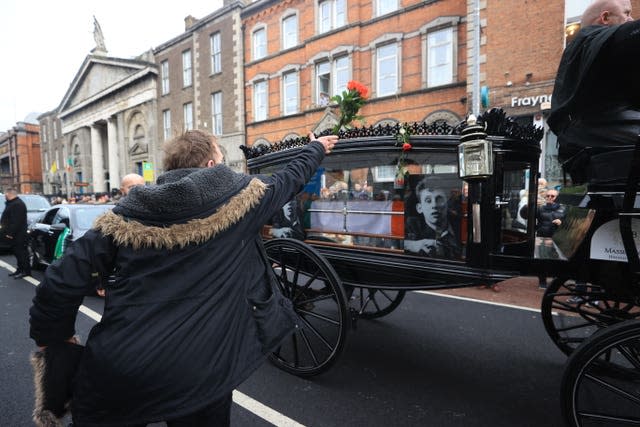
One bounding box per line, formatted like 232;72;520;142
4;260;306;427
416;290;542;313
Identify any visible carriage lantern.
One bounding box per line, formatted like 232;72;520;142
458;114;493;179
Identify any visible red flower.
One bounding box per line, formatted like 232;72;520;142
347;80;368;99
402;142;412;151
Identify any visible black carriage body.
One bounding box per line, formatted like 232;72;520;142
247;126;546;291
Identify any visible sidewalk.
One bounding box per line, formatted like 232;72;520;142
433;276;543;311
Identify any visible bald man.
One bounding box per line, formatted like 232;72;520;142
119;173;145;196
548;0;638;184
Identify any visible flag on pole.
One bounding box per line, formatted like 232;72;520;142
66;157;73;171
50;161;58;174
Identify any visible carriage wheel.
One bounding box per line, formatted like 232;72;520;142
561;320;640;426
541;278;640;356
346;287;406;319
264;238;350;377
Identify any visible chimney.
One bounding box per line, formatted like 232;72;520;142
184;15;199;30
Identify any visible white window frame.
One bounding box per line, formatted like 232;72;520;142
318;0;346;34
376;43;398;97
41;124;48;143
315;56;351;106
163;109;171;141
210;32;222;74
253;80;268;122
376;0;398;17
183;103;193;130
182;50;192;88
421;17;459;90
282;14;298;50
252;27;267;60
427;27;453;87
161;60;170;95
212;92;223;135
282;71;299;115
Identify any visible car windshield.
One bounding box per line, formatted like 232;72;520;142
21;195;51;211
71;206;113;232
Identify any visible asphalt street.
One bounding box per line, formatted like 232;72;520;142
1;253;567;426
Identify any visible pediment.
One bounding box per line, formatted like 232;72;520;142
314;109;339;135
59;55;155;112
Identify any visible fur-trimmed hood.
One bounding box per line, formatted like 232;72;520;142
95;165;267;250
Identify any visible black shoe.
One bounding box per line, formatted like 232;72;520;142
14;273;29;279
8;270;21;277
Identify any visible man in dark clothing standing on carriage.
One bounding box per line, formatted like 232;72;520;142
547;0;638;183
29;129;337;426
1;188;31;279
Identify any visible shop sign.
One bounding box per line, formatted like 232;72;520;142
511;94;552;108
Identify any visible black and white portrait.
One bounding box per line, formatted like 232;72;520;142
271;198;305;240
404;174;462;259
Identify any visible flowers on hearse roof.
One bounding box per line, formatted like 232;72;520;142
331;80;368;133
395;124;413;184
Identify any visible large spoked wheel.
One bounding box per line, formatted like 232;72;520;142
264;238;350;377
542;278;640;355
346;286;406;319
561;320;640;426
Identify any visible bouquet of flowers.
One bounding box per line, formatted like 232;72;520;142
331;80;368;133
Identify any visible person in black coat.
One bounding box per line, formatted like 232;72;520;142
0;188;30;278
536;189;566;288
547;0;638;184
29;129;337;426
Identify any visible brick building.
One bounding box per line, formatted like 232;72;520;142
242;0;468;147
0;121;43;193
154;0;246;171
476;0;640;187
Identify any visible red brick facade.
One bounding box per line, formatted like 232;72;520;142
242;0;468;146
0;122;43;193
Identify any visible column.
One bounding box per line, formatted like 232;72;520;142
90;125;106;192
107;118;119;193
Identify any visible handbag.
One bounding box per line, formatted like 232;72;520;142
30;341;84;427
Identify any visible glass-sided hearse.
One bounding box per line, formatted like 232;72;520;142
242;108;640;426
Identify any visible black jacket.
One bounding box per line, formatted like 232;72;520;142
536;202;565;238
548;21;640;163
29;141;326;426
0;196;27;239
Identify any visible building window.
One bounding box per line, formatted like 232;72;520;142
319;0;346;33
316;56;350;106
376;0;398;16
376;43;398;96
41;124;48;143
283;71;299;115
161;60;170;95
182;50;192;88
212;92;223;135
282;14;298;50
253;80;268;122
163;109;171;141
427;27;453;87
210;32;222;74
183;103;193;130
252;27;267;60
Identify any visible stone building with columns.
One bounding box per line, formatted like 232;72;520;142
40;51;159;196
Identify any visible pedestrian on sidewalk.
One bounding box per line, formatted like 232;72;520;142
1;188;31;279
29;129;337;426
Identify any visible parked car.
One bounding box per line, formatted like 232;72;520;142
27;204;114;269
0;194;51;250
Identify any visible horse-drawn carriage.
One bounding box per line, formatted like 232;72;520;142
241;108;640;426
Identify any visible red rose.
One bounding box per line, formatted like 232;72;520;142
402;142;412;151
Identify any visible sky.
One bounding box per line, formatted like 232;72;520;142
0;0;224;131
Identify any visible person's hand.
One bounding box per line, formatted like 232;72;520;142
552;219;561;226
309;132;338;154
5;234;12;240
